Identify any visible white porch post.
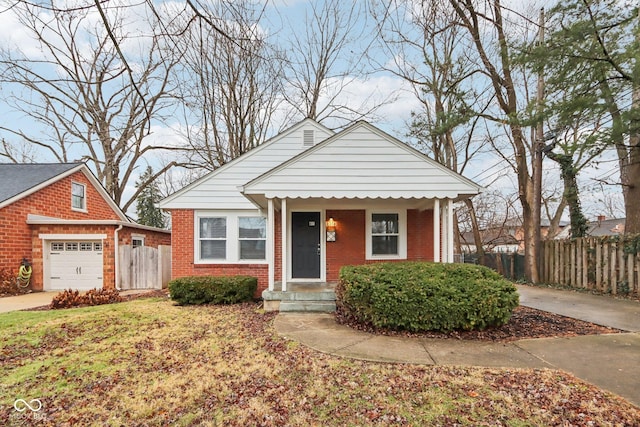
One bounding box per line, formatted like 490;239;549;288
267;198;275;291
281;198;288;292
446;199;454;263
433;199;440;262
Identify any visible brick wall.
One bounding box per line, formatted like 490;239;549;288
326;210;366;281
168;207;437;292
325;209;435;282
168;209;269;295
0;170;123;290
119;227;171;248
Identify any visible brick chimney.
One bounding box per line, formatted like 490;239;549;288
597;215;606;222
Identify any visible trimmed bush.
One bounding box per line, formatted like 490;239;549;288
168;275;257;305
336;262;519;332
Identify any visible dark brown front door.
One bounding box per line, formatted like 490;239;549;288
291;212;321;278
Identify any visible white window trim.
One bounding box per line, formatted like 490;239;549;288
132;235;145;248
194;211;268;264
238;216;267;261
365;209;407;260
71;181;87;212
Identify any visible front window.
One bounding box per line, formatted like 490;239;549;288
71;182;86;210
371;213;399;255
132;237;144;248
366;209;407;260
199;217;227;260
239;217;266;260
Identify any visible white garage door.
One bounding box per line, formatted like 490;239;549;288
48;241;104;290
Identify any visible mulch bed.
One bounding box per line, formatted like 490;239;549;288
336;305;622;342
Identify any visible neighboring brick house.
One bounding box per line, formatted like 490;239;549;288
159;120;482;309
0;163;171;291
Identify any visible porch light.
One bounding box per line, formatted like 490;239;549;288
326;217;337;242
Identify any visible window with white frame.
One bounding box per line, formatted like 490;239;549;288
199;217;227;260
71;182;86;211
196;212;267;263
238;217;266;260
366;210;407;260
132;236;145;248
372;213;399;255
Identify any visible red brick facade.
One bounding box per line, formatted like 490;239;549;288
169;208;435;294
0;168;170;291
326;209;435;281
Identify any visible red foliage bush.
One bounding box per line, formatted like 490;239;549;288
50;288;123;309
0;268;31;296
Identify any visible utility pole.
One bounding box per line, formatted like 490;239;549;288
532;7;545;283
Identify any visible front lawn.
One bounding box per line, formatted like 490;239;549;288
1;297;638;426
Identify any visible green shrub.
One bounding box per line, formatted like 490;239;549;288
336;262;519;332
168;275;257;305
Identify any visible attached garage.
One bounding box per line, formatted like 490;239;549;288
43;235;106;291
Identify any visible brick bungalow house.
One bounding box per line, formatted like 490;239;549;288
159;120;482;310
0;163;171;291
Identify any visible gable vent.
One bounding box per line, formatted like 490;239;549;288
303;129;315;147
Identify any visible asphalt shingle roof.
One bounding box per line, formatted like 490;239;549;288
0;163;82;204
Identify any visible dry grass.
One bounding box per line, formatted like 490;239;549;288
1;297;639;426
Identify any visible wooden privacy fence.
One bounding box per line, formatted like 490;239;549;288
119;245;171;290
541;236;640;297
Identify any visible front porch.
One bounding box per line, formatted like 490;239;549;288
262;282;337;312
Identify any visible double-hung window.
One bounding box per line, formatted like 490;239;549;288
199;217;227;260
371;213;399;255
71;182;86;211
238;217;266;260
196;212;267;263
366;210;407;260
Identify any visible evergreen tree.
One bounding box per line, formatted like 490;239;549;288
523;0;640;233
135;166;167;229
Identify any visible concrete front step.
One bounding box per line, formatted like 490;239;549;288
279;300;336;313
262;290;336;302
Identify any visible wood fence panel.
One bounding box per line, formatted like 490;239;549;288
540;236;640;298
158;245;171;289
119;245;171;290
581;238;588;289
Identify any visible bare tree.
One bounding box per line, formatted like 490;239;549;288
442;0;542;281
280;0;387;128
0;1;181;212
173;0;284;170
372;0;490;258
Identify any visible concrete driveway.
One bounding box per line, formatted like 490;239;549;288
0;292;60;313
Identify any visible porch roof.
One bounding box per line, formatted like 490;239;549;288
240;121;482;208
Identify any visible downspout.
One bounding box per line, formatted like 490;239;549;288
114;224;124;290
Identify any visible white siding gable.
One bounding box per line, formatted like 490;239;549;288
242;122;482;202
159;120;334;210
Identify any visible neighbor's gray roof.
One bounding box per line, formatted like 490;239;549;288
0;163;82;203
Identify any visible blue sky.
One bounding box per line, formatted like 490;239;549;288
0;0;626;220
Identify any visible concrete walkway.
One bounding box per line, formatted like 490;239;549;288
275;285;640;407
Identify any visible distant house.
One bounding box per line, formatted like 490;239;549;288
460;219;566;254
159;119;483;309
0;163;170;291
555;216;625;239
459;230;520;253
